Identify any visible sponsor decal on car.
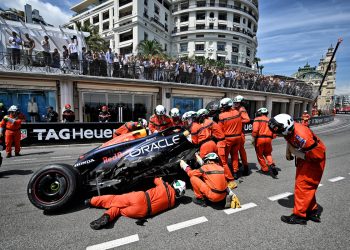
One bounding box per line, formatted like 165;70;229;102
129;135;181;157
74;159;95;167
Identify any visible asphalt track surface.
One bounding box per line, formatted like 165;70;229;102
1;115;349;250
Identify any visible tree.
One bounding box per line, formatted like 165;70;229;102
137;40;164;58
259;65;264;75
253;57;260;71
75;21;109;52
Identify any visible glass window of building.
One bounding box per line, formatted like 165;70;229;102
196;12;205;20
248;19;252;29
180;1;189;10
209;12;214;18
196;34;204;38
196;24;205;30
243;18;246;24
144;0;148;6
195;44;204;51
103;22;109;31
180;43;188;52
165;13;168;21
218;24;227;30
197;1;206;7
209;23;214;29
218;34;225;38
231;55;238;64
246;47;251;56
0;90;56;122
233;14;240;23
103;11;109;20
232;43;239;52
180;36;187;39
218;12;227;20
93;15;99;24
210;0;215;7
217;55;225;61
144;32;148;40
154;4;160;15
180;26;188;32
164;43;167;51
180;14;189;22
172;97;203;115
217;42;226;51
219;0;227;7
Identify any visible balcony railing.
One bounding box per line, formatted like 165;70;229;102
172;3;258;22
150;17;167;31
172;25;255;38
0;52;315;99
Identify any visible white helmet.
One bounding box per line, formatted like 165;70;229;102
219;98;233;110
170;108;180;118
203;152;219;163
172;179;186;198
155;105;166;116
268;114;294;135
256;107;269;117
8;105;18;112
182;111;197;121
138;118;148;127
233;95;244;103
303;110;308;113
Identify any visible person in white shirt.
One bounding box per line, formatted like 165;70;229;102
41;36;51;66
68;36;78;69
105;48;114;77
8;31;22;65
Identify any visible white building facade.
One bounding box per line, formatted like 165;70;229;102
67;0;258;70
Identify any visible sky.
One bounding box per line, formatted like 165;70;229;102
0;0;349;95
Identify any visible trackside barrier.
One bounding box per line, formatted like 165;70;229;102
18;116;334;146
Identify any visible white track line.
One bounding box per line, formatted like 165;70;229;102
13;158;37;162
328;176;345;182
86;234;139;250
167;216;208;232
224;202;257;215
51;156;73;159
268;192;293;201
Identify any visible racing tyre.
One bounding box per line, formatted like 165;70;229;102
27;164;79;211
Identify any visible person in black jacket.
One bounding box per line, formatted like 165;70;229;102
45;106;58;122
98;106;111;122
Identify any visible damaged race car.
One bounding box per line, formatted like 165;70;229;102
27;127;195;211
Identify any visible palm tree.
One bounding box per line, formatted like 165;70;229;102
137;40;164;58
259;65;264;75
74;21;109;52
253;57;260;71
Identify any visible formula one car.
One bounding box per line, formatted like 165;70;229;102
27;127;195;211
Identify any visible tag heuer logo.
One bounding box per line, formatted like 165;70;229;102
20;129;28;140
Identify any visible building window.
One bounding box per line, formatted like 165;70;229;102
180;36;187;40
180;43;188;52
196;24;205;30
180;14;189;22
195;44;204;51
154;4;160;15
232;44;239;52
248;19;252;29
180;26;188;32
219;0;227;7
172;96;203;116
93;15;99;24
103;11;109;20
144;32;148;40
197;1;206;7
144;0;148;6
209;12;214;18
180;1;189;10
103;22;109;30
218;34;225;38
233;36;239;40
196;12;205;20
210;0;215;7
120;0;132;7
217;42;226;51
83;19;90;27
120;30;133;42
217;55;225;61
233;14;240;23
246;48;251;56
218;24;227;30
164;43;167;51
218;12;227;21
243;18;246;24
231;55;238;64
165;13;168;21
196;34;204;38
209;23;214;29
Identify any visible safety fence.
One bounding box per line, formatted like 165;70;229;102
18;115;334;146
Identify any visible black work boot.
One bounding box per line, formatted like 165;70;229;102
233;172;239;180
269;165;278;179
6;154;11;158
192;197;207;207
307;210;321;223
242;166;250;176
281;214;307;225
15;152;21;156
90;214;110;230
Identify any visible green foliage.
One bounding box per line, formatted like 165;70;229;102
137;40;164;58
75;21;109;52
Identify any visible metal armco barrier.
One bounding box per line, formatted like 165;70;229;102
18;116;334;146
336;111;350;114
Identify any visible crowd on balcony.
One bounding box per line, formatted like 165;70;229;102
2;32;314;99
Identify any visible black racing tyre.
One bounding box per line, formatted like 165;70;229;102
27;164;79;211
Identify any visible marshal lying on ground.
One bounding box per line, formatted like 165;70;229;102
27;127;195;211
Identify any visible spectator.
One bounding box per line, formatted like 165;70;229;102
0;103;7;121
68;36;78;69
45;106;58;122
8;31;22;65
52;49;60;69
23;33;35;65
98;106;111;122
41;36;51;66
105;48;114;77
82;47;88;75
